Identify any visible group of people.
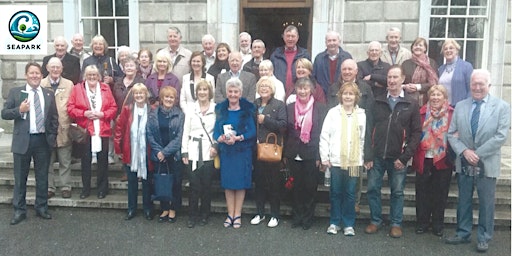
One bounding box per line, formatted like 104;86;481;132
2;25;509;254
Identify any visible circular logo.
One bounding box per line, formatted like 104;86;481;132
9;10;40;42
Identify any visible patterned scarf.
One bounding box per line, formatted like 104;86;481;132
130;104;148;179
420;101;449;165
294;96;315;143
339;107;362;177
411;53;439;86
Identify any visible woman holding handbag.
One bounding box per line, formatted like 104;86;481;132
181;80;217;228
147;86;185;223
250;76;287;228
114;83;153;221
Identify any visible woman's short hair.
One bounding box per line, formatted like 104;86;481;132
153;50;173;73
117;46;131;61
195;80;214;100
225;77;243;94
189;51;206;71
122;56;137;69
83;65;100;77
295;58;313;73
123;83;150;106
411;37;428;53
256;76;275;96
138;49;153;61
159;86;178;101
441;39;461;53
337;82;361;105
259;60;274;71
215;43;232;60
427;84;449;100
294;77;315;94
90;35;109;55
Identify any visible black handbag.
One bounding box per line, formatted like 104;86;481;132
151;162;174;201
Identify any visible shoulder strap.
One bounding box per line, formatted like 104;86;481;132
197;113;214;146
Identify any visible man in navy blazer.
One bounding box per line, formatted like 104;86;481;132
445;69;511;252
1;62;59;225
42;36;81;85
215;51;257;103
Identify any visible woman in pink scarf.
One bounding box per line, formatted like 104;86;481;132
284;77;327;230
412;85;454;237
402;37;439;105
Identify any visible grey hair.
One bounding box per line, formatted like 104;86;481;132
259;59;274;71
239;32;251;41
252;39;265;48
471;69;491;86
225;77;243;93
202;34;215;44
367;41;382;51
167;26;182;38
325;31;341;41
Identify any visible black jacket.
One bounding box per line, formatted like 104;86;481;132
357;59;391;97
42;53;81;85
254;97;287;145
370;92;421;165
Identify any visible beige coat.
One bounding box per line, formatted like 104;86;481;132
41;76;74;147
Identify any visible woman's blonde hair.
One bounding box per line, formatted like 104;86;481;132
427;84;449;100
256;76;275;96
123;83;150;107
337;82;361;105
159;86;178;103
153;50;173;73
195;80;214;101
90;35;109;55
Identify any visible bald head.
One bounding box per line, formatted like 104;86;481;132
71;33;84;52
53;36;68;58
228;51;243;73
341;59;358;82
47;57;63;80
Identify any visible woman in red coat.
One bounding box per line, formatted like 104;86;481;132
412;84;454;236
68;65;117;199
114;83;153;220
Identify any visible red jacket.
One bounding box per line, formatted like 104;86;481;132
412;104;454;174
67;81;117;137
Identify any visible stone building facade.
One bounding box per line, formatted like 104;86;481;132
0;0;510;130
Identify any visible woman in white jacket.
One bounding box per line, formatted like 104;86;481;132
180;51;216;109
320;82;366;236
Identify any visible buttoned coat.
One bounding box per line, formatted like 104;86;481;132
214;71;257;103
381;45;412;66
41;76;74;147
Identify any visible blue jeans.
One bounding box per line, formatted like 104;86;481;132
329;167;357;228
125;165;153;214
456;173;496;243
367;158;406;227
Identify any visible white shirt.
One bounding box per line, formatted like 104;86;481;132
26;84;45;134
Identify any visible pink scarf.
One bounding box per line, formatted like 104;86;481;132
411;54;438;86
294;96;315;143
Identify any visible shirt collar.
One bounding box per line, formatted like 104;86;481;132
26;84;41;92
229;70;240;78
387;89;404;99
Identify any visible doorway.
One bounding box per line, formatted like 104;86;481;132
241;6;312;58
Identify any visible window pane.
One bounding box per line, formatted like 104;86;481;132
430;18;446;38
432;7;447;15
99;0;113;17
469;7;486;15
429;40;444;67
465;40;483;68
467;18;485;38
448;18;466;38
450;7;467;15
470;0;487;6
431;0;448;6
100;19;115;52
82;19;97;43
117;19;129;46
116;0;129;16
81;1;96;17
451;0;468;6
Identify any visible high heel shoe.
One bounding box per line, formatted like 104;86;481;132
232;216;242;229
158;211;169;223
223;215;233;228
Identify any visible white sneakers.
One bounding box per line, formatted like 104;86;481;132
250;215;279;227
343;227;355;236
267;217;279;228
327;225;355;236
250;215;265;225
327;224;341;234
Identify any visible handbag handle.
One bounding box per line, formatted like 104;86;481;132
264;132;283;147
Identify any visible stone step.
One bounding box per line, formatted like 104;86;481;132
0;188;509;226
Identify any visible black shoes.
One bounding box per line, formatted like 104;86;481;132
36;211;52;220
80;192;90;199
199;218;208;226
144;211;153;220
97;192;106;199
187;219;196;228
10;213;26;225
125;211;136;220
158;215;168;223
415;226;427;234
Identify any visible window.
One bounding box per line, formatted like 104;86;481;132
79;0;130;57
428;0;488;68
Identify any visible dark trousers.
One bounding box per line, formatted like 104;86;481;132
125;165;153;213
288;159;318;226
12;134;50;214
157;159;182;211
415;158;452;230
81;137;109;195
187;161;214;220
254;160;282;219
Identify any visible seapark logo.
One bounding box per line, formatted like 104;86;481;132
9;10;41;43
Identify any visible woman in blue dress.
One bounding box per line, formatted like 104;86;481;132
214;77;256;229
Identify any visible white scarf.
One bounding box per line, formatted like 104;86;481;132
130;104;148;179
85;81;102;153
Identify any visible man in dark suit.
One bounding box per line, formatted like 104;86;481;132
215;51;257;103
1;62;59;225
445;69;511;252
42;36;81;85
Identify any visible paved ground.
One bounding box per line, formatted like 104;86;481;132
0;205;510;256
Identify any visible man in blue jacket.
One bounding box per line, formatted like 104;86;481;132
313;31;352;96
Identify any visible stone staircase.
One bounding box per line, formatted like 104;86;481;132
0;154;510;226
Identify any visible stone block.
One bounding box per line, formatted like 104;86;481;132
402;22;419;42
16;63;27;80
504;65;511;87
343;23;364;44
344;1;383;22
139;24;155;43
383;1;419;21
48;23;65;44
188;24;207;42
140;3;171;22
344;44;367;62
1;62;16;80
47;3;63;21
170;4;206;22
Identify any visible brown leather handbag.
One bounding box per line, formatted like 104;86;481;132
257;133;283;162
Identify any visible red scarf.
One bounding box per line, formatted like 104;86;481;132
411;54;438;86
